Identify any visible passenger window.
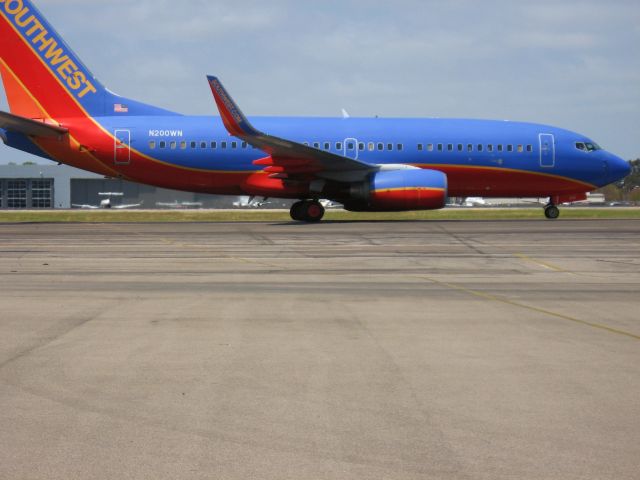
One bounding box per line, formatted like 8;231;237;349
437;144;443;152
210;141;217;149
517;145;523;152
190;141;196;149
231;142;237;149
368;142;375;151
200;141;207;149
507;145;513;152
377;143;384;151
487;145;493;152
303;142;309;146
149;141;156;149
458;144;463;152
347;142;354;150
397;144;403;151
497;145;503;152
447;144;453;151
336;142;342;150
170;141;177;149
467;144;473;152
387;143;393;151
417;143;423;151
324;142;330;150
313;142;320;148
526;145;532;152
221;142;227;149
242;142;248;149
160;141;166;149
427;144;434;152
359;143;365;151
477;144;483;152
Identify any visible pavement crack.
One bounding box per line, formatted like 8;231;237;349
0;306;107;371
435;224;486;255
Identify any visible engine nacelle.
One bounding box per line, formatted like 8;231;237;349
345;169;448;212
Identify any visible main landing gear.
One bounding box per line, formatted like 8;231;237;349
290;200;325;222
544;203;560;220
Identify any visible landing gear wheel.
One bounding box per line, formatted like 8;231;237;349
544;204;560;219
290;200;325;222
290;201;305;221
303;201;325;223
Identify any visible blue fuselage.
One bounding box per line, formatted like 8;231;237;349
1;115;630;198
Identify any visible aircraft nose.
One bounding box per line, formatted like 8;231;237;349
609;153;631;182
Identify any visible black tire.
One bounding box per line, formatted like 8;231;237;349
544;205;560;219
290;201;305;221
290;200;325;222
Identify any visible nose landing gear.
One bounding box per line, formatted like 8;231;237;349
290;200;325;222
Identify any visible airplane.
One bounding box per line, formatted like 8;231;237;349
462;197;546;207
463;197;487;207
320;199;342;209
0;1;631;222
72;192;142;209
233;196;271;208
155;200;203;209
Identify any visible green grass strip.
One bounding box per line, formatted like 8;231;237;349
1;208;640;223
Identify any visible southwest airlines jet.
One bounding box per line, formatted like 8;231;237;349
0;0;631;222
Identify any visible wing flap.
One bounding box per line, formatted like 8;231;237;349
0;110;68;138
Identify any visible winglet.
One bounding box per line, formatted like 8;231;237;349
207;76;259;137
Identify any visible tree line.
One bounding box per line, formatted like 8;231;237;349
598;159;640;203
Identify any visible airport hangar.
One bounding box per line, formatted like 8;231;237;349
0;163;291;209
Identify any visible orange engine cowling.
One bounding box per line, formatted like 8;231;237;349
345;169;448;212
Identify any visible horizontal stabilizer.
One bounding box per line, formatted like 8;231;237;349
0;110;68;138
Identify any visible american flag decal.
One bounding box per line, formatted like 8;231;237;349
114;104;129;113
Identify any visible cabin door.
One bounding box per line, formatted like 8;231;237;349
114;129;131;165
539;133;555;168
344;138;359;160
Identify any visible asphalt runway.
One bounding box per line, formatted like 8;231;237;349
1;219;639;480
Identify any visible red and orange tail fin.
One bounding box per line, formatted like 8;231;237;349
0;0;108;119
1;0;179;121
0;57;46;118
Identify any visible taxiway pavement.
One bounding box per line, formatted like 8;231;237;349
1;219;639;479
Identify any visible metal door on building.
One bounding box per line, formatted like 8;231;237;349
539;133;555;168
0;179;53;209
114;129;131;165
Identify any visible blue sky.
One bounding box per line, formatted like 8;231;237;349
1;0;639;163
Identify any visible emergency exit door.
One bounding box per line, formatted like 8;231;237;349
114;129;131;165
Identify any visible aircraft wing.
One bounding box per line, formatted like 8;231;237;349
113;202;143;210
207;76;377;182
0;111;68;138
71;204;99;209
